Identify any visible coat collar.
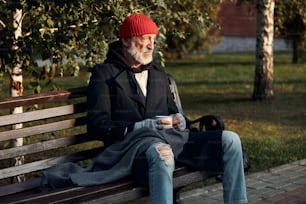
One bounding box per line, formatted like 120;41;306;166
114;69;146;107
114;65;163;115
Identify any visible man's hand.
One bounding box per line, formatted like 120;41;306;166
134;118;164;131
172;113;186;131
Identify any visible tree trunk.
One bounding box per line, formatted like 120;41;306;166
253;0;275;100
10;7;25;183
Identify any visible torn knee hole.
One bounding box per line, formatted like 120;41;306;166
156;145;174;166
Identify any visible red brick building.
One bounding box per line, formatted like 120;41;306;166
212;0;289;52
217;0;257;37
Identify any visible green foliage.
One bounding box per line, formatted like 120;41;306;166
0;0;222;93
0;2;31;74
274;0;306;31
236;0;306;63
162;0;222;58
274;0;306;63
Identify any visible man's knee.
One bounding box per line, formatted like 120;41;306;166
222;130;242;152
146;143;174;166
156;144;174;166
222;131;241;144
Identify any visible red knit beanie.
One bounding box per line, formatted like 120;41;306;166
119;13;158;38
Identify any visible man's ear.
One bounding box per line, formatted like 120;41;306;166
121;38;130;47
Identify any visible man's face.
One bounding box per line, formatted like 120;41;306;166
126;34;156;65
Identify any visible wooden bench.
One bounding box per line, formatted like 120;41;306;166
0;76;224;204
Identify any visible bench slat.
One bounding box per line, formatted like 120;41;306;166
0;87;87;110
0;133;92;160
1;177;138;203
0;117;87;142
0;167;209;204
0;178;41;198
0;147;102;180
173;170;209;187
81;187;147;204
0;103;86;127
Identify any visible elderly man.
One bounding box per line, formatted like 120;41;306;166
43;13;247;204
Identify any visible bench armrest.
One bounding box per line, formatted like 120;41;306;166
186;115;224;131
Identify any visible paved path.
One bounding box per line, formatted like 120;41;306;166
181;159;306;204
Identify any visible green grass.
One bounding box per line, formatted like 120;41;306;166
1;51;305;173
164;52;306;172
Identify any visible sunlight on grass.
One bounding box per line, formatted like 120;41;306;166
164;52;306;173
226;119;306;171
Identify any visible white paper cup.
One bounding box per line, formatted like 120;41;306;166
155;115;173;129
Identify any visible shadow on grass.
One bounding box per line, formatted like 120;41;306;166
177;79;306;86
179;87;306;128
180;93;253;104
166;57;292;68
167;61;256;68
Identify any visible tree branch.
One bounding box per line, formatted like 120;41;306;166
0;20;5;28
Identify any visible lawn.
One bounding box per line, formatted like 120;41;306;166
1;51;305;174
164;52;306;172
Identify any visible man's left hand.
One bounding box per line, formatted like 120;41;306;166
172;113;186;131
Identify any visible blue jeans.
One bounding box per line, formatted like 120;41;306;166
145;131;247;204
222;130;248;204
146;143;175;204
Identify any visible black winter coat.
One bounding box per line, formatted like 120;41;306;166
87;41;179;145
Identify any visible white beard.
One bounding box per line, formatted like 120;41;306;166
127;41;153;65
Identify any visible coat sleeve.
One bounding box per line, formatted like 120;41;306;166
165;74;180;115
87;64;133;145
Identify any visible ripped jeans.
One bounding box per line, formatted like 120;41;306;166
144;131;247;204
146;143;175;204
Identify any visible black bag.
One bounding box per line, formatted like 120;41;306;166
187;115;251;172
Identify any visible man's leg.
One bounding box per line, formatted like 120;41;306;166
222;130;248;204
145;142;175;204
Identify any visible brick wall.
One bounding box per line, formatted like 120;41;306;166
217;0;257;37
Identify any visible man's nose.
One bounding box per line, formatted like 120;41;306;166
147;40;154;50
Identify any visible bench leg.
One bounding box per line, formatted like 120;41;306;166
173;187;184;204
